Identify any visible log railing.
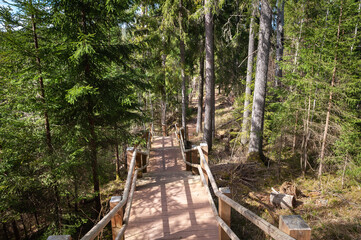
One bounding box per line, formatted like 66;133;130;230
174;124;310;240
48;131;152;240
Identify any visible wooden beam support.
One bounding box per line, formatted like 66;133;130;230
279;215;311;240
136;152;143;178
110;196;124;240
218;187;231;240
186;150;192;171
191;147;199;175
141;153;147;173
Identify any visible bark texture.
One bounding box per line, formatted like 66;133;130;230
196;49;204;134
179;0;187;140
248;0;272;159
275;0;285;86
241;0;257;145
204;0;215;151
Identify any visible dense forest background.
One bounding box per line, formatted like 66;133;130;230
0;0;360;239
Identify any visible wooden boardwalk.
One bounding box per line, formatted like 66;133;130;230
126;135;218;239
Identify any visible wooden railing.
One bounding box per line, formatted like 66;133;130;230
174;124;311;240
48;131;152;240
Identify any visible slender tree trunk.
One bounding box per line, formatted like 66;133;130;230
33;211;40;228
81;8;101;213
20;215;28;239
115;126;121;180
161;53;167;136
12;221;20;240
248;0;272;161
149;91;155;134
292;110;298;153
179;0;188;140
351;0;361;53
30;3;62;229
196;48;204;134
2;223;9;240
319;2;343;177
292;3;304;73
275;0;285;86
241;0;257;145
88;102;101;213
204;0;215;151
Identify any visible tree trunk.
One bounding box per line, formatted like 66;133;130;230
204;0;215;151
115;127;121;181
248;0;272;161
88;104;101;213
149;91;155;134
179;0;187;140
81;7;101;213
20;215;28;239
30;2;61;229
196;48;204;134
12;221;20;240
2;223;9;240
275;0;285;87
319;2;343;177
241;0;257;145
292;3;304;73
161;54;167;137
351;0;361;53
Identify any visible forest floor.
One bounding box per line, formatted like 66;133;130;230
186;93;361;240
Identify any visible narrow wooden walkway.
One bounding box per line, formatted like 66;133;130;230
126;135;218;239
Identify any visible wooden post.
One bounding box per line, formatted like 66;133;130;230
47;236;72;240
186;150;192;171
279;215;311;240
136;152;143;178
200;142;209;184
110;196;124;240
218;187;231;240
191;146;199;175
126;147;134;171
142;153;147;173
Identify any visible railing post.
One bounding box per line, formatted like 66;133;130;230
47;235;72;240
186;150;192;171
191;147;199;175
126;147;134;171
110;196;124;240
279;215;311;240
141;153;147;173
218;187;231;240
136;152;143;178
200;142;209;184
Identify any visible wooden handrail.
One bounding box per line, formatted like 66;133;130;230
80;130;152;240
174;125;296;240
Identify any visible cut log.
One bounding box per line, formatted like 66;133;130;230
270;188;295;209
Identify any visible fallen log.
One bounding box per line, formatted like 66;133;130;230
270;188;295;209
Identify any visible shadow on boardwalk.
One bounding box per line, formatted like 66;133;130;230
126;135;218;240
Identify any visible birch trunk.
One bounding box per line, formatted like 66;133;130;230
248;0;272;161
